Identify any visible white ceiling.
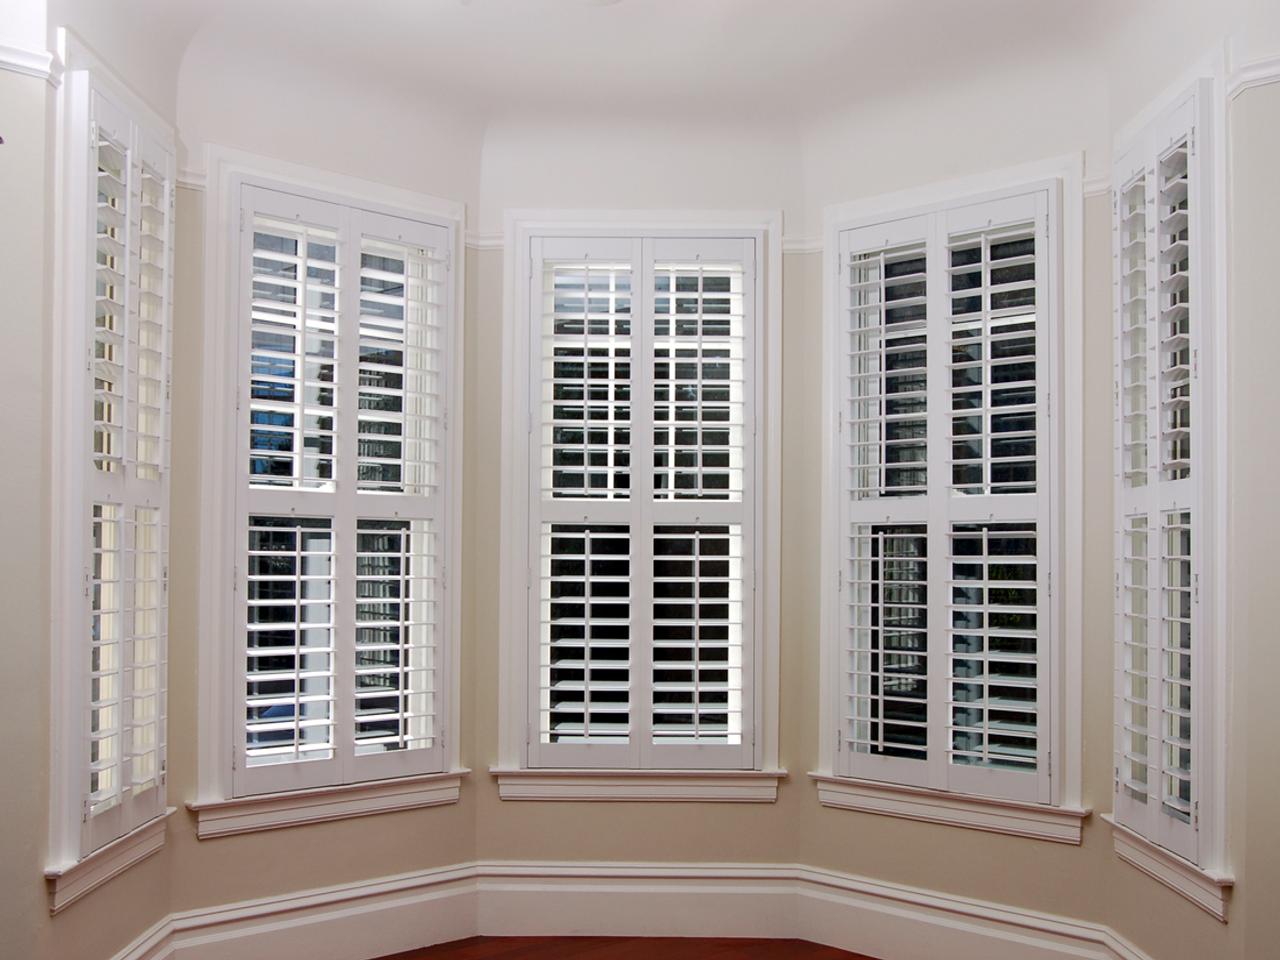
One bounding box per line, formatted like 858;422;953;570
158;0;1110;121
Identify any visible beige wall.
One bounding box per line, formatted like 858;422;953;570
5;67;1279;960
1228;80;1280;960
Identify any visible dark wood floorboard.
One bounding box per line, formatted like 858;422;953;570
381;937;882;960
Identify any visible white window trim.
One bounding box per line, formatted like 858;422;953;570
1107;66;1233;911
195;145;468;824
814;155;1087;832
186;770;465;838
1103;814;1232;920
44;807;175;914
48;27;177;884
494;210;784;800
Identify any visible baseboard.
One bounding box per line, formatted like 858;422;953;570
113;860;1152;960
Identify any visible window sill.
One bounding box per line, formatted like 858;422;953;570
810;773;1089;844
491;767;787;802
187;770;468;838
1102;814;1233;920
45;807;174;914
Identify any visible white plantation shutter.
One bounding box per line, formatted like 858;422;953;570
1111;84;1213;865
74;79;176;857
235;186;452;796
836;187;1055;804
527;235;757;770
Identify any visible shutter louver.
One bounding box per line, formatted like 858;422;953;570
540;523;632;743
248;219;339;488
1160;509;1193;824
93;134;127;474
357;239;444;494
844;524;929;763
653;262;745;501
542;262;632;500
1118;515;1152;804
652;524;743;744
244;516;336;767
949;522;1039;772
949;226;1038;496
1118;175;1150;488
89;503;123;815
846;245;929;498
354;519;438;754
1158;141;1192;482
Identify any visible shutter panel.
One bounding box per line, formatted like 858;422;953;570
837;191;1052;804
1111;86;1206;864
81;85;174;856
236;191;452;794
526;236;757;770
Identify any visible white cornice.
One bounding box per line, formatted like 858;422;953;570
0;42;62;87
1227;54;1280;100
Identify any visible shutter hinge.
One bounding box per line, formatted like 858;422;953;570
1188;129;1197;157
232;563;239;593
1193;800;1200;829
525;722;532;747
81;796;90;823
163;565;170;595
1192;349;1200;379
239;208;246;233
441;564;447;593
528;254;535;281
1114;764;1120;789
1047;750;1052;778
1193;573;1201;604
1114;571;1120;600
836;729;842;752
442;405;449;432
1046;570;1052;598
445;248;453;272
84;570;91;600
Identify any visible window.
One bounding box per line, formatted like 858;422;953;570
497;219;782;791
816;172;1087;835
230;185;455;797
1110;79;1228;896
49;54;176;891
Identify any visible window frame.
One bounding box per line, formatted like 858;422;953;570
495;211;784;797
48;30;178;905
814;157;1087;839
193;147;466;831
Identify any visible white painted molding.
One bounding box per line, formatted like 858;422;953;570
782;236;823;254
1103;815;1233;921
465;231;502;250
1227;54;1280;100
467;231;824;254
1083;175;1110;198
491;768;785;802
811;774;1090;844
187;771;468;839
45;808;174;914
176;168;206;191
0;42;62;86
110;859;1155;960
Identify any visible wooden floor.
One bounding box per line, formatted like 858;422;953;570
382;937;881;959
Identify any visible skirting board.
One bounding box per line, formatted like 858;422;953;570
112;860;1153;960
